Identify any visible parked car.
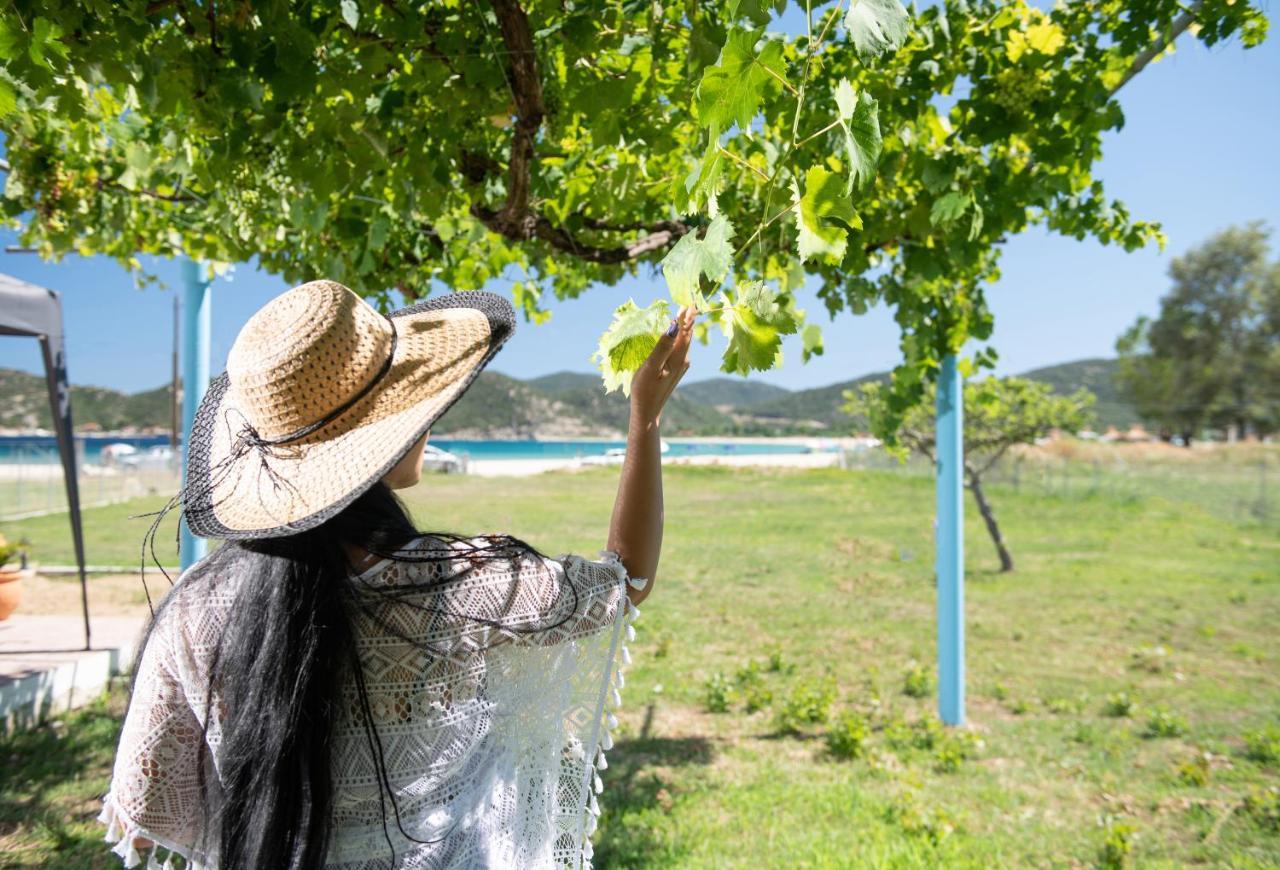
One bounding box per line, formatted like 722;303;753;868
117;445;176;470
421;444;465;474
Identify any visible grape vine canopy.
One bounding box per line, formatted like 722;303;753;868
0;0;1267;439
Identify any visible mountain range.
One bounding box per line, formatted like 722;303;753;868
0;358;1137;438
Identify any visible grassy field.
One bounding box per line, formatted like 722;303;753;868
2;462;1278;867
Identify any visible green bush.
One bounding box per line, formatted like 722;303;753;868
1098;817;1135;868
1102;692;1137;718
1175;752;1211;787
704;672;734;714
825;711;871;760
1243;723;1280;765
1141;708;1187;739
1241;787;1280;832
934;730;983;773
902;661;934;699
734;661;773;713
884;793;958;846
774;674;837;734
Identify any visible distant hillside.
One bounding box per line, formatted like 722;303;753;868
745;372;890;432
679;377;791;409
0;368;171;432
1017;358;1135;430
0;357;1139;438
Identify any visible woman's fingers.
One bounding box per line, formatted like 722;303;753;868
639;305;689;376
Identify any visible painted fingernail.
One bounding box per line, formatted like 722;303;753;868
666;320;678;337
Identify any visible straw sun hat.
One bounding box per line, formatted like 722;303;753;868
182;280;514;539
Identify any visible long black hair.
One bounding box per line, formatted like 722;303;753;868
131;479;574;869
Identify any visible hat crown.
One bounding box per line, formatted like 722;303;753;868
226;281;393;441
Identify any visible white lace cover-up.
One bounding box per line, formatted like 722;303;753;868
99;537;647;869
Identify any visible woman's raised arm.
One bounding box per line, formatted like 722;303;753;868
607;305;695;608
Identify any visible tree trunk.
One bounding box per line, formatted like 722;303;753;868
967;471;1014;572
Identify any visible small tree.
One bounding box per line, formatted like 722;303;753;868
845;377;1094;572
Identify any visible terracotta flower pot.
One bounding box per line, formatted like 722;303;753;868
0;567;29;621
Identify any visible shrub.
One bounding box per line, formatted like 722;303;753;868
884;794;957;846
1243;723;1280;765
1102;692;1136;718
902;661;934;699
1141;708;1187;739
1241;787;1280;832
1098;817;1135;868
774;674;837;734
704;672;733;714
826;711;871;760
884;715;943;752
763;642;791;674
934;730;983;773
734;662;773;714
1175;752;1211;787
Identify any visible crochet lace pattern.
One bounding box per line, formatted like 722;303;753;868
99;538;646;869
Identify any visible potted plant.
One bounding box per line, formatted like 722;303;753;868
0;533;32;621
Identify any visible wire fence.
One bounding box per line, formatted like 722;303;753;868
839;445;1277;529
0;443;181;522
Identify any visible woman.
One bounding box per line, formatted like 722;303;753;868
100;280;695;869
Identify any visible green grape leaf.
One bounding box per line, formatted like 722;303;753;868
682;126;725;212
29;17;68;70
844;0;911;59
796;165;861;264
968;201;985;241
0;19;21;62
930;191;970;227
595;298;672;395
0;80;15;117
661;214;735;309
835;80;882;192
696;29;788;132
721;282;798;375
801;323;824;362
727;0;785;26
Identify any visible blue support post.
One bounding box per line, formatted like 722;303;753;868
179;258;212;572
936;354;965;726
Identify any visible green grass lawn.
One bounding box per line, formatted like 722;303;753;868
2;466;1278;867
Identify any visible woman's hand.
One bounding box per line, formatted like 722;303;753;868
629;305;696;428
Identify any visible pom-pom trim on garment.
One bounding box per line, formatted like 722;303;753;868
99;798;199;869
579;550;649;866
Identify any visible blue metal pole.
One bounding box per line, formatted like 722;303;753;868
936;354;965;726
179;258;212;572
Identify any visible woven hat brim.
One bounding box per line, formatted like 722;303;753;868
183;291;515;539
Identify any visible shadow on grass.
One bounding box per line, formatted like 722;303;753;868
592;702;715;868
0;682;125;867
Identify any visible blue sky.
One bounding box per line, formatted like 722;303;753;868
1;13;1277;394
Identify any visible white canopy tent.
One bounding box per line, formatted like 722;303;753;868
0;273;90;650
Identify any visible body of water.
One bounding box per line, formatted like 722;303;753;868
0;435;828;464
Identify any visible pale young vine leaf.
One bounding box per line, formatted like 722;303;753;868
594;298;672;395
696;29;788;132
661;214;735;309
796;165;861;264
844;0;911;60
802;323;824;361
834;80;882;192
340;0;360;30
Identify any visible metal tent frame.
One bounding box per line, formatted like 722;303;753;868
0;273;90;650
